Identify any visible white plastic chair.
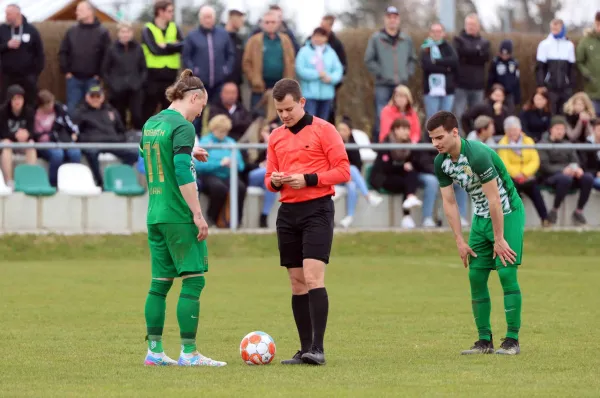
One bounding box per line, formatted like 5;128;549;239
57;164;102;196
352;129;377;163
0;168;12;195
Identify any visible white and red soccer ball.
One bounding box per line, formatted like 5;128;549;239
240;331;276;365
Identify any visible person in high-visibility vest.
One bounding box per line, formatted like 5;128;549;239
141;0;183;121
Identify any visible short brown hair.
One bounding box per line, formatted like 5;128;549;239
38;89;55;106
165;69;206;102
426;111;459;132
391;118;411;131
154;0;173;17
322;14;335;23
268;4;282;11
272;78;302;102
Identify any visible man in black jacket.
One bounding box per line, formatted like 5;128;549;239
0;4;44;107
208;82;252;141
72;86;138;187
224;9;246;89
102;22;147;131
58;1;111;113
453;13;490;133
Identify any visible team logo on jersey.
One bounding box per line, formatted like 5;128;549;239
463;165;473;176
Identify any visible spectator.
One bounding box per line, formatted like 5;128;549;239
242;10;295;112
379;85;421;143
295;27;343;120
72;86;138;186
535;18;576;115
487;39;521;112
519;91;552;142
461;83;510;137
0;4;44;107
369;118;423;229
364;6;417;142
183;5;235;101
497;116;548;226
223;9;246;88
0;84;36;186
587;118;600;190
141;0;183;121
576;12;600;115
195;115;246;227
453;13;491;130
318;14;347;122
208;82;252;142
247;122;278;228
250;4;300;53
466;115;496;146
33;90;81;187
335;117;383;229
538;116;594;226
101;21;147;131
420;22;458;119
563;91;595;143
58;1;111;112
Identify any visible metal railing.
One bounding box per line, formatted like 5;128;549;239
2;141;600;231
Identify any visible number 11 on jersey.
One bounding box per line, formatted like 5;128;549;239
143;142;164;183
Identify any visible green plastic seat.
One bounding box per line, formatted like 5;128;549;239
14;164;56;196
103;164;146;196
364;163;391;194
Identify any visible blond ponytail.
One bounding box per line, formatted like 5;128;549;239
165;69;206;102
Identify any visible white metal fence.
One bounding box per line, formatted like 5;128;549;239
2;141;600;231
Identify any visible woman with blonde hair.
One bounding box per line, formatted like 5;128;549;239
378;85;421;143
563;91;595;143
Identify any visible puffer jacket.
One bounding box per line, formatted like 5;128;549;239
295;42;343;101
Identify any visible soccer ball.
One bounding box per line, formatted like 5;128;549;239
240;331;276;365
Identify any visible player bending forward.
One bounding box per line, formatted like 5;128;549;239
140;69;226;367
427;111;524;355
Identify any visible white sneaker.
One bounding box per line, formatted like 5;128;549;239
402;196;422;210
340;215;353;228
178;351;227;367
461;217;469;227
401;215;416;229
423;217;437;228
367;193;383;207
144;350;178;366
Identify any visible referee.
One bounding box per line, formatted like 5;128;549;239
264;78;351;365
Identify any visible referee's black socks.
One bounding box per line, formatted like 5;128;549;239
308;288;329;353
291;293;313;353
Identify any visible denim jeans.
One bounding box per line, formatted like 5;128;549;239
373;85;396;143
304;99;333;120
248;167;277;216
593;100;600;117
423;95;455;119
66;77;99;113
37;148;82;187
344;165;370;217
453;89;484;133
418;173;439;219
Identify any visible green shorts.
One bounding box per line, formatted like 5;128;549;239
468;204;525;270
147;223;208;278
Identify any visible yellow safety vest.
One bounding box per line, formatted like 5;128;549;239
142;22;181;70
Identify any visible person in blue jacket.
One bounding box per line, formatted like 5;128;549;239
194;114;246;227
295;27;343;120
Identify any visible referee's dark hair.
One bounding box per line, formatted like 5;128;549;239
426;111;459;133
273;78;302;102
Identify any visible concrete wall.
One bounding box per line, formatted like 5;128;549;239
1;187;599;234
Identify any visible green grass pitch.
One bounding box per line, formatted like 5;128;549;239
1;231;599;397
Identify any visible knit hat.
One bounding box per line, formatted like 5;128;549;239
6;84;25;100
499;39;513;55
550;115;567;128
474;115;493;131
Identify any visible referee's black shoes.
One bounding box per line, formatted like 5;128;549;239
301;349;326;365
281;350;305;365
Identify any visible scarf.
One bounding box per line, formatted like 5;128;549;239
552;25;566;39
421;37;443;60
509;134;523;156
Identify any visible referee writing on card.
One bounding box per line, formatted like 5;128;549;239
265;78;351;365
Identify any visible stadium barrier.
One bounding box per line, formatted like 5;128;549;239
1;142;600;233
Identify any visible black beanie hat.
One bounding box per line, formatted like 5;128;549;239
7;84;25;100
499;39;513;55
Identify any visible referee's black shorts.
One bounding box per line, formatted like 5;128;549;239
276;195;335;268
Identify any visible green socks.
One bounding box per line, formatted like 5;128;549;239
498;267;522;340
468;268;492;341
177;276;206;354
145;279;173;353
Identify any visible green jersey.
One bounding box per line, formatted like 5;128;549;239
434;139;521;218
140;109;197;224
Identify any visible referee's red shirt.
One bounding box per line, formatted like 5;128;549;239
265;114;351;203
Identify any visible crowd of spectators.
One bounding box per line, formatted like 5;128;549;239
0;1;599;229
